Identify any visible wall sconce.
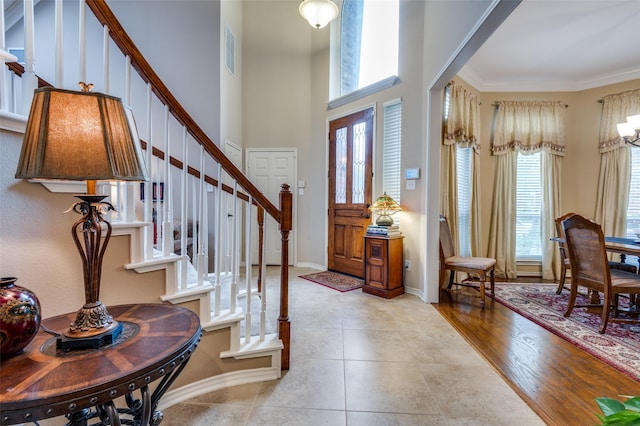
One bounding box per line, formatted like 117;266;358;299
299;0;339;29
617;114;640;147
15;84;148;350
370;193;402;226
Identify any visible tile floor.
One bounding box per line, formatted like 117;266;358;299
162;267;544;425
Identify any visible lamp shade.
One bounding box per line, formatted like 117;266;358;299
15;87;148;183
370;192;401;226
299;0;339;29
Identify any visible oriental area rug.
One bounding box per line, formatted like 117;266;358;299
494;283;640;381
299;271;364;293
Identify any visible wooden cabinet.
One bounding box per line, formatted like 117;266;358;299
363;235;404;298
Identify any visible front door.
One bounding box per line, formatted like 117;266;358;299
328;108;374;277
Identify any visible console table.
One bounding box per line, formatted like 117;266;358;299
0;304;201;426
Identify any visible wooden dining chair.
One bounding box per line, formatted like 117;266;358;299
562;214;640;334
555;212;637;296
439;215;496;307
554;212;575;294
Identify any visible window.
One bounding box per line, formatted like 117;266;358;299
382;99;402;206
456;146;473;256
330;0;399;102
516;152;542;260
626;148;640;238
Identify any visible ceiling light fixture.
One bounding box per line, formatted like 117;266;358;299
617;114;640;147
299;0;339;29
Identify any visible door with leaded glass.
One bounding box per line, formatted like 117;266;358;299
328;108;373;277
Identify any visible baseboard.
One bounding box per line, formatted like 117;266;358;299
295;261;324;270
158;366;282;411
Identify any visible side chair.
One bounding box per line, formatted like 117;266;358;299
555;212;637;297
562;214;640;334
554;212;575;295
439;215;496;307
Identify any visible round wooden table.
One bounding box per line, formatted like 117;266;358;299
0;304;201;426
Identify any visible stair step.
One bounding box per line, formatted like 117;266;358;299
220;333;283;359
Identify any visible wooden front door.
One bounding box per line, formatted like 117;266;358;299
328;108;374;278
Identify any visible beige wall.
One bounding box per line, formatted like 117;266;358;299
452;76;640;274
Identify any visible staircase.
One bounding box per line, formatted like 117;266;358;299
0;0;291;409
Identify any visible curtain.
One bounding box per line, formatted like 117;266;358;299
441;81;482;256
594;89;640;236
488;100;566;279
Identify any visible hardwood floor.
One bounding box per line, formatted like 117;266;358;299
433;286;640;426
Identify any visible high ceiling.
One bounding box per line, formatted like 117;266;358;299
458;0;640;92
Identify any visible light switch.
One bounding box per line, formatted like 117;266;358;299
406;180;416;190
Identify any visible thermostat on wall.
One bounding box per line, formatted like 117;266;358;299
404;168;420;180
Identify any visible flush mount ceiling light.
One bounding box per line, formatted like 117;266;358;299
299;0;339;29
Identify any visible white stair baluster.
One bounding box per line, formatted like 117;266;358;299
213;165;222;316
21;0;37;113
144;84;154;261
180;127;188;290
55;0;63;87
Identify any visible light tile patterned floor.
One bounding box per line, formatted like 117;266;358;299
162;267;543;425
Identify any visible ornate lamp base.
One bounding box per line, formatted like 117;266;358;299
57;302;122;351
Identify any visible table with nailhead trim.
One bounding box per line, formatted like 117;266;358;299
0;304;201;426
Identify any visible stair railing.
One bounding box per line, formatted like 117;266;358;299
1;0;291;369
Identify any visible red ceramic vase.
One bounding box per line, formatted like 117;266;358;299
0;277;42;356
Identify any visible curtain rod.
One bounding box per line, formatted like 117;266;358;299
491;102;568;108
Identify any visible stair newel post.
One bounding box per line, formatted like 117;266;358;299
278;184;292;370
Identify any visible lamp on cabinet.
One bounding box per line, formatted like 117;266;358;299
370;192;401;226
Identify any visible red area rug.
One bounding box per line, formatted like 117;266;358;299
299;271;363;292
494;283;640;381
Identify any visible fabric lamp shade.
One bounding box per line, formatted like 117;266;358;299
15;87;147;183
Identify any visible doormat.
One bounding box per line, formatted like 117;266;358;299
299;271;364;293
494;283;640;381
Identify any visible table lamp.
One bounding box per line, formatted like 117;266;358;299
370;193;401;226
15;84;148;350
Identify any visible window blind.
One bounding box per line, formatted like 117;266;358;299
382;99;402;215
516;152;542;260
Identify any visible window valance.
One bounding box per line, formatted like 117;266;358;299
599;88;640;153
491;100;566;156
443;81;481;151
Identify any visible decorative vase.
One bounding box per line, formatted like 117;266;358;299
0;277;42;356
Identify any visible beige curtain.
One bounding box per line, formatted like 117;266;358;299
488;152;517;278
488;100;566;279
541;152;562;280
594;89;640;236
441;81;482;256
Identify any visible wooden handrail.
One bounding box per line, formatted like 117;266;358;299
85;0;280;222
